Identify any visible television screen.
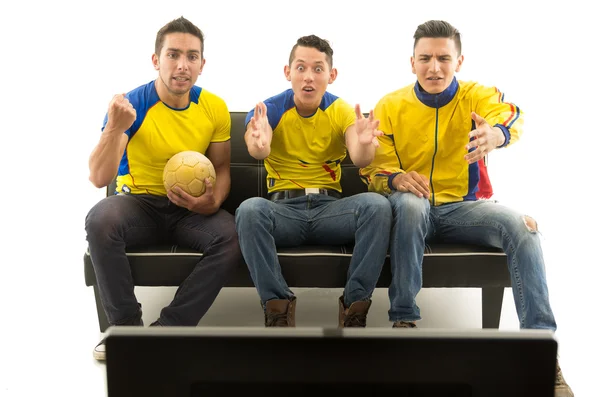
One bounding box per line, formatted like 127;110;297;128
105;327;557;397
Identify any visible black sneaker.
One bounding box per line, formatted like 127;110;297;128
93;312;143;361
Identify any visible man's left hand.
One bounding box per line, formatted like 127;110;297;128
167;178;219;215
464;112;506;164
354;104;382;148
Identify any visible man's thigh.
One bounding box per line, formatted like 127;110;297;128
435;200;526;247
86;194;164;246
308;194;378;245
170;209;235;250
263;198;311;247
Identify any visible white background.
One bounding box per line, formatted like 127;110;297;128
0;0;597;395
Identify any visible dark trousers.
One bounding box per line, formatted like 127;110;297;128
85;194;242;326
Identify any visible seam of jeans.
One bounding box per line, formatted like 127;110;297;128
435;217;527;327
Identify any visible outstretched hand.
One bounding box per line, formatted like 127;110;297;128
248;102;269;150
354;104;382;148
465;112;505;164
167;178;219;215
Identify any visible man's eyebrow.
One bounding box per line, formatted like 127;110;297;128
165;48;201;54
294;58;325;64
418;53;451;58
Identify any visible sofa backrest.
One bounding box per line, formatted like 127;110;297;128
221;112;368;214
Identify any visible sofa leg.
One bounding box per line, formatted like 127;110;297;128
93;285;110;333
481;287;504;328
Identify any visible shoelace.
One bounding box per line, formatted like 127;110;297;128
393;321;417;328
343;313;367;327
266;312;289;327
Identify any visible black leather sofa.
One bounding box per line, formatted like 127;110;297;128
84;112;511;332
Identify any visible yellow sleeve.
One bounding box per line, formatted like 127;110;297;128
333;98;356;136
474;85;524;148
359;98;403;195
208;93;231;143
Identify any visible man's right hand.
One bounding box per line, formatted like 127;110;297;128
105;94;136;133
248;102;269;150
392;171;430;199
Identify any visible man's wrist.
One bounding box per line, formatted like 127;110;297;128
388;172;402;191
493;124;510;148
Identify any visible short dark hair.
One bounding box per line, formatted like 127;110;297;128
155;16;205;57
289;35;334;68
413;20;462;56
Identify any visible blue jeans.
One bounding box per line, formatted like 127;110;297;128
235;193;391;307
85;194;242;326
388;192;556;330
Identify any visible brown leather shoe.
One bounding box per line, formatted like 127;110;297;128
555;361;574;397
392;320;417;328
264;297;296;327
338;296;371;327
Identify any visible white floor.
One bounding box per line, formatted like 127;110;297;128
3;285;585;397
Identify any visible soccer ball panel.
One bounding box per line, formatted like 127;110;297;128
162;151;216;197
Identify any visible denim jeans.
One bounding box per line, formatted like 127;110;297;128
388;192;557;330
235;192;391;307
85;194;242;326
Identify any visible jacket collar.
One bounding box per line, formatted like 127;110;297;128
414;76;459;108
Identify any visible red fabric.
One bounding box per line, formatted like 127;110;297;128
476;158;493;199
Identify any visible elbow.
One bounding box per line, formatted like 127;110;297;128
349;155;374;169
353;159;371;168
88;173;109;189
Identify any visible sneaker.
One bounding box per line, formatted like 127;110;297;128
392;321;417;328
555;361;574;397
93;338;106;361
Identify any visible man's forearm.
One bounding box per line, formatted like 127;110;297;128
211;169;231;207
348;142;376;168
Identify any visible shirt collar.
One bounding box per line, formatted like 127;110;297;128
413;76;459;108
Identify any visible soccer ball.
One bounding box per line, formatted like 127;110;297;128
163;151;216;197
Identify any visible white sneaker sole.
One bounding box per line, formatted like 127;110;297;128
93;345;106;361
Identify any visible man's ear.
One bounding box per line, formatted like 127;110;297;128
152;53;159;70
198;58;206;75
455;54;464;72
328;67;338;84
410;56;416;75
284;65;291;81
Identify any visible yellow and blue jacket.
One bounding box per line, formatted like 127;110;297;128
361;78;522;205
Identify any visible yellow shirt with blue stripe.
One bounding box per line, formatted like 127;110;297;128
361;78;523;205
245;89;355;193
103;81;230;196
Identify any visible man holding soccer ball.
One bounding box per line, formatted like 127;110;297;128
85;16;242;361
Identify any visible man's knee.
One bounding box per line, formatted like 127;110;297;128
388;191;428;215
235;197;271;225
85;196;125;237
522;215;538;233
356;192;392;221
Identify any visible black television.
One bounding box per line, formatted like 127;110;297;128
104;326;557;397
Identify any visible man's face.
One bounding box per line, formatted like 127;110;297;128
153;32;205;97
284;46;337;116
411;37;463;94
